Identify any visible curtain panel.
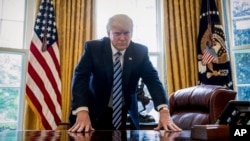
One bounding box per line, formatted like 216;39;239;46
163;0;223;95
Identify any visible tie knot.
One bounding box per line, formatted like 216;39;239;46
116;51;121;57
114;52;122;62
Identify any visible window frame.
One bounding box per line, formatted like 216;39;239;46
0;47;28;130
223;0;250;100
0;0;36;130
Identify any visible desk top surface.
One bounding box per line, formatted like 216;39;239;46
0;130;191;141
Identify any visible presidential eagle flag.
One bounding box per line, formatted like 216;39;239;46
25;0;62;129
197;0;233;89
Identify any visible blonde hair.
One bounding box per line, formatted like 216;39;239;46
106;14;133;33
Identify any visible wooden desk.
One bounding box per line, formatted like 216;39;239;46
0;130;191;141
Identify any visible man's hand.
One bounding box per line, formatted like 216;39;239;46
154;109;182;132
68;111;95;132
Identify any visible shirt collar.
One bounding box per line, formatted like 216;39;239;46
111;43;126;56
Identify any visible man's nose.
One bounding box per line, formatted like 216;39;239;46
119;33;127;40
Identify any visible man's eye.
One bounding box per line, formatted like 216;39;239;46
124;32;130;35
113;32;130;36
114;32;121;36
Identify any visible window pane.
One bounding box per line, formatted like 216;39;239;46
0;52;26;131
234;52;250;84
0;21;24;49
1;0;25;21
0;0;25;49
149;55;159;70
0;53;22;87
0;87;20;131
230;0;250;47
234;51;250;101
95;0;158;52
237;86;250;101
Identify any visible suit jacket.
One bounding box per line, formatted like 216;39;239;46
70;37;168;129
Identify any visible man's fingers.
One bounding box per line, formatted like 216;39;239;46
77;124;84;132
68;123;84;132
166;122;182;131
155;121;182;132
163;124;172;131
84;125;91;132
154;123;163;131
69;124;80;132
172;124;182;131
164;123;182;132
84;125;95;132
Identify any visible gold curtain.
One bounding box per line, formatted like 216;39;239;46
23;0;95;130
163;0;223;96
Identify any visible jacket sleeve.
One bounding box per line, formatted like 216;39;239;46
139;47;168;110
71;42;92;110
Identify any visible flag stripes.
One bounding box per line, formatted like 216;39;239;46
202;49;216;64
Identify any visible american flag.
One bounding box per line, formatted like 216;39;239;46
202;47;217;64
26;0;62;130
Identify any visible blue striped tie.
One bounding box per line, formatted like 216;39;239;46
112;52;123;129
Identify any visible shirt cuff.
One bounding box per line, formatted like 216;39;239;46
157;104;168;111
72;107;89;115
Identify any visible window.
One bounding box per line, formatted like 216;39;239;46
0;0;35;131
95;0;164;122
223;0;250;101
0;49;27;131
96;0;165;82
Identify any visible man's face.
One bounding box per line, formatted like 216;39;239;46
108;26;132;51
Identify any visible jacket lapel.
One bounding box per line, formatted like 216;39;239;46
103;38;114;90
122;43;134;89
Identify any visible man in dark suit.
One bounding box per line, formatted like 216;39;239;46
68;14;181;132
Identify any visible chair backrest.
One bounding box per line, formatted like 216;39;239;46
169;85;237;130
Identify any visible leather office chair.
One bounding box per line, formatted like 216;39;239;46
169;85;237;130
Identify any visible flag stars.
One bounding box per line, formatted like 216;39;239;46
34;0;58;46
42;20;46;25
46;33;51;38
38;12;42;17
40;33;44;38
35;25;39;30
52;35;56;40
41;26;45;31
47;27;52;32
36;18;41;23
200;10;219;19
49;13;53;18
48;20;52;25
39;5;43;10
